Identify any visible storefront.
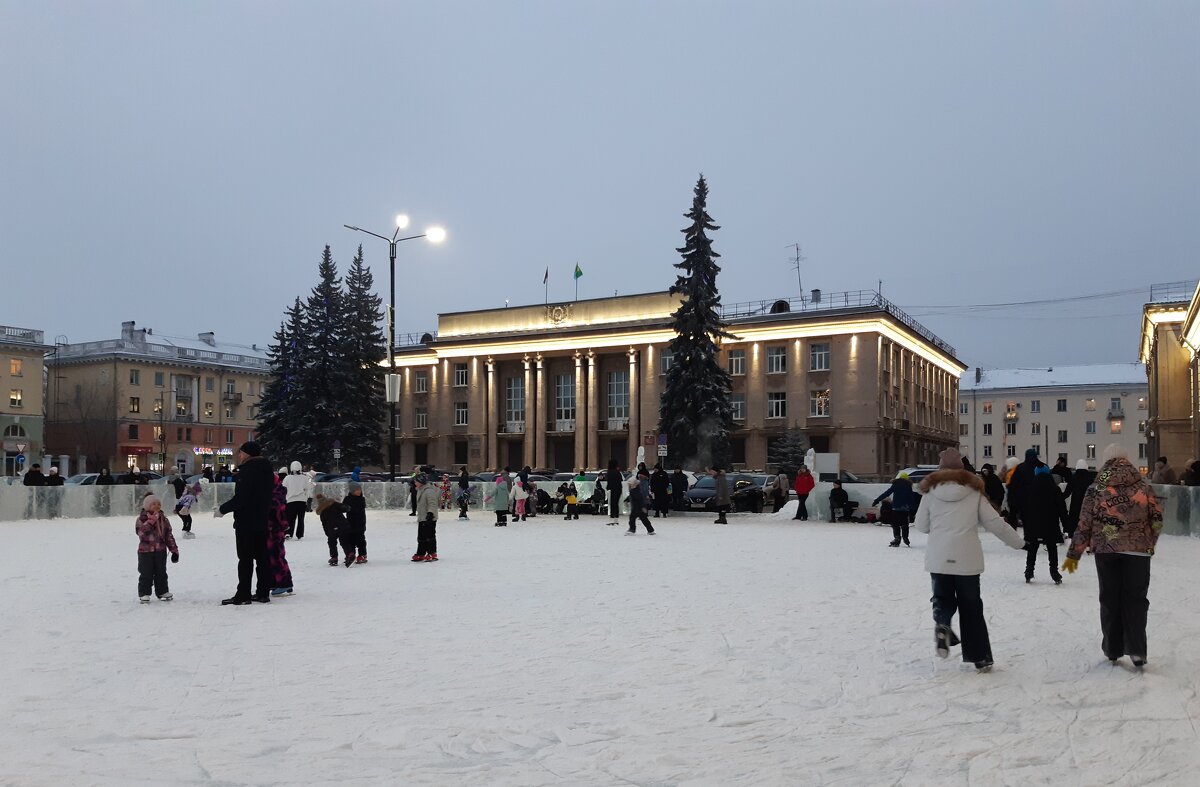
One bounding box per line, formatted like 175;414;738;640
120;445;153;470
192;445;235;473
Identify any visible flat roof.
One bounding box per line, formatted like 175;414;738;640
961;363;1146;392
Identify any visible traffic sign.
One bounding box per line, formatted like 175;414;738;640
15;442;27;453
332;449;343;459
657;445;668;457
15;453;25;464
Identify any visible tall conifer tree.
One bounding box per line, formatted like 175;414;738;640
340;244;386;467
256;297;306;459
658;176;736;470
293;245;349;467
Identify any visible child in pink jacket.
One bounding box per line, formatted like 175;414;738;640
136;494;180;603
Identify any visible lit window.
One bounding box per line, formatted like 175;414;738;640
728;349;746;376
1111;420;1122;434
453;363;468;387
129;397;140;413
8;389;22;408
809;389;831;418
766;346;787;374
809;343;830;372
767;392;787;419
154;399;163;414
1137;397;1147;410
1086;444;1096;460
982;402;993;415
9;358;22;377
454;402;468;426
205;402;214;417
414;371;429;394
731;393;745;421
1006;402;1017;414
1138;420;1146;433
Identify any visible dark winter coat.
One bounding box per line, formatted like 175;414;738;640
218;456;276;533
1051;463;1073;486
873;478;918;512
315;497;347;538
713;473;730;506
982;472;1006;508
171;475;187;499
650;469;670;497
628;481;647;514
829;487;849;508
671;470;687;495
45;473;64;487
342;493;366;532
95;471;114;485
1023;472;1066;544
22;470;45;486
1065;468;1095;532
1005;452;1043;518
605;468;623;490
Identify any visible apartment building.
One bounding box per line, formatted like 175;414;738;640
958;364;1149;473
1140;281;1200;465
389;290;965;477
45;322;269;473
1;325;50;476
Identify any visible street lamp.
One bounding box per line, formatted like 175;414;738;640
344;215;446;482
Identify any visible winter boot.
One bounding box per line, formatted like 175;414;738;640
714;513;728;524
221;596;252;606
252;594;271;603
344;555;354;567
975;660;994;673
935;624;951;659
647;528;656;535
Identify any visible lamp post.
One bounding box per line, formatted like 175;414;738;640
344;215;446;482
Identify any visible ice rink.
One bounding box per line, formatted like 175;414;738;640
3;505;1199;786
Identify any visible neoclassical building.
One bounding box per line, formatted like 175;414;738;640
390;290;964;478
1140;281;1200;464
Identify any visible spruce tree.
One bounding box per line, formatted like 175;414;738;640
658;175;736;470
256;297;306;460
294;245;350;468
340;244;386;468
767;429;809;474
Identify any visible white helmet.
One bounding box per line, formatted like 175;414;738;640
289;461;302;473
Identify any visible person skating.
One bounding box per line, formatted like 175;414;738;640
605;459;623;526
512;479;529;522
874;472;918;546
282;461;313;539
266;471;295;595
342;482;368;564
563;481;579;520
1064;459;1095;538
625;477;656;535
791;465;815;521
215;441;275;605
314;493;354;566
1023;465;1066;584
438;473;453;510
168;468;186;501
713;468;730;524
457;467;471;520
488;473;510;526
1062;444;1163;669
413;473;439;561
1005;448;1044;529
979;464;1006;512
914;448;1026;672
175;482;200;538
135;494;180;603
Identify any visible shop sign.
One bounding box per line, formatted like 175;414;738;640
192;446;234;456
121;446;153;456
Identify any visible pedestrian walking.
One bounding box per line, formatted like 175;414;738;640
914;448;1026;672
1062;444;1163;669
412;473;439;561
1023;465;1066;584
713;468;730;524
792;465;815;521
874;472;918;546
135;494;180;604
215;441;275;605
625;477;656;535
282;461;313;539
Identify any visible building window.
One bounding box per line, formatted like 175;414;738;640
176;427;183;441
731;393;745;421
392;412;402;430
1005;422;1016;435
153;399;163;414
810;389;831;418
1086;444;1096;460
1007;445;1016;457
225;429;234;444
205;377;214;392
1086;421;1096;434
8;389;21;408
982;402;993;414
3;424;26;437
983;423;993;436
454;402;468;426
205;402;214;417
205;429;213;444
1005;402;1017;414
225;406;234;419
766;346;787;374
556;373;576;422
9;358;22;377
809;342;830;372
1058;453;1068;464
129;368;139;385
1110;397;1122;412
607;371;629;421
1058;399;1068;412
660;349;674;375
258;381;266;395
1057;430;1068;443
129;396;140;413
1137;396;1147;410
1083;398;1095;411
959;424;969;436
505;377;525;424
1031;422;1041;435
154;371;164;387
728;349;746;376
128;424;139;440
1030;400;1040;413
1111;420;1122;434
414;408;428;430
983;445;992;458
959;402;968;415
223;380;235;396
767;392;787;419
1138;420;1146;433
414;371;429;394
453;363;468;387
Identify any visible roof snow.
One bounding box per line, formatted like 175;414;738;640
961;363;1146;392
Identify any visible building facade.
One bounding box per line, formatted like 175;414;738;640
1;325;50;476
958;364;1149;473
1140;281;1200;465
45;322;269;473
389;290;964;477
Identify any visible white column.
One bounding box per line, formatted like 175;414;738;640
628;348;639;468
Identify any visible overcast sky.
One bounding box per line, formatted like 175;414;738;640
2;2;1196;371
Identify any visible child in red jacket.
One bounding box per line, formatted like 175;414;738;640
136;494;179;603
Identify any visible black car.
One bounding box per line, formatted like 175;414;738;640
685;474;765;513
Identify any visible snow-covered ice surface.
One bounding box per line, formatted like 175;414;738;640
4;506;1200;786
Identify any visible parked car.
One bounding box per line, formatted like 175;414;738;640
897;465;939;484
685;474;766;513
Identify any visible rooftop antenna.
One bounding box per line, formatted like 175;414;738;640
787;243;807;307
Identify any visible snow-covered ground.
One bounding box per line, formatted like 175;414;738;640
3;505;1200;786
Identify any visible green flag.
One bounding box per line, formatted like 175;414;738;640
574;263;583;280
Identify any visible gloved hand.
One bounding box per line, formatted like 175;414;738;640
171;553;180;564
1062;557;1078;574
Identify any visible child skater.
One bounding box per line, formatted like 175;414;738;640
512;479;529;522
175;482;200;538
315;493;355;567
625;477;656;535
564;481;580;520
342;482;368;564
489;473;510;526
412;473;439;561
136;494;179;603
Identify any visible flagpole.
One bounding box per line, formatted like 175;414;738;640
574;262;578;302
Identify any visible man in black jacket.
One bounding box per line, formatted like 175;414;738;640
217;441;276;605
22;464;46;486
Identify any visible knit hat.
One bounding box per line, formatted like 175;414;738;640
1075;459;1089;470
239;441;263;457
290;460;302;473
1025;448;1039;462
191;482;202;494
49;467;59;475
414;473;429;486
142;494;161;510
938;447;964;470
349;481;362;493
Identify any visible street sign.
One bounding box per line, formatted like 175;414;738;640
333;440;342;449
657;434;667;445
657;445;668;457
15;453;25;464
332;449;343;459
15;442;27;453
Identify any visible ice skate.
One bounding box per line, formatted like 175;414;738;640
344;555;354;567
425;554;438;561
888;540;900;547
139;596;151;604
411;553;424;562
647;529;656;535
183;531;196;539
269;587;293;596
625;529;636;535
221;596;251;605
355;555;367;564
1131;656;1147;670
328;557;338;566
159;592;173;601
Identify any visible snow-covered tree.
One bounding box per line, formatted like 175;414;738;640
293;245;350;468
339;244;386;467
658;175;736;470
256;297;307;461
767;429;808;474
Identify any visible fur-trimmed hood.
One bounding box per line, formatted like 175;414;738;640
919;469;984;495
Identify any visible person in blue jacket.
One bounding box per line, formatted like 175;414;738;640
874;472;919;547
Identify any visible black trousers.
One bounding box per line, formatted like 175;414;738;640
1095;553;1151;659
1025;541;1062;580
285;501;307;538
609;489;621;520
772;490;786;513
235;528;270;599
890;510;911;543
137;551;169;597
628;509;654;532
930;573;992;664
180;514;193;532
417;519;438;556
565;503;578;519
792;494;809;520
327;532;342;560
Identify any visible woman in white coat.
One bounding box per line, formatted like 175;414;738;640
914;448;1026;672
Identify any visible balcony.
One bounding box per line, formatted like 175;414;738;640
1004;411;1019;422
502;420;525;434
1107;408;1125;420
606;417;629;431
549;418;576;433
174;414;192;422
223;391;243;404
